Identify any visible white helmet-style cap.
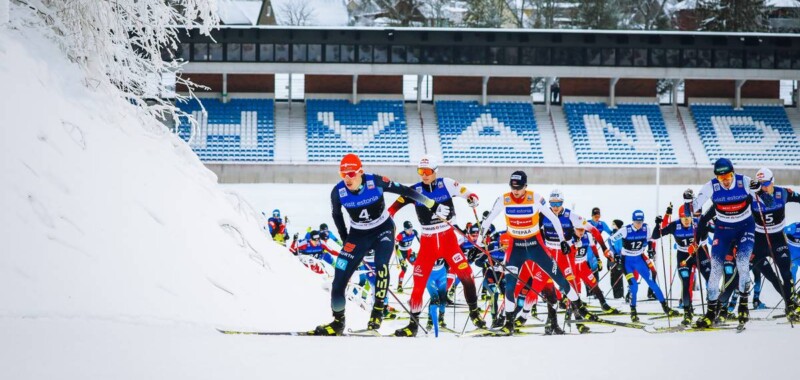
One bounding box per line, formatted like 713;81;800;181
417;155;439;171
756;168;774;185
549;188;564;202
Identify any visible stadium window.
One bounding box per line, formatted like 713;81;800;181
391;46;406;63
714;50;729;68
586;48;601;66
650;49;665;66
407;46;420;63
697;49;712;67
326;45;340;62
292;44;307;62
341;45;355;63
193;43;208;61
776;50;793;69
554;48;583;65
488;47;504;64
374;45;388;63
632;49;647;66
242;43;256;61
682;49;697;67
209;43;223;61
601;48;615;66
617;48;633;66
275;44;289;62
665;49;680;67
358;45;373;63
259;44;274;62
180;43;191;61
521;47;536;65
423;47;437;64
504;47;518;65
794;53;800;70
745;50;760;69
438;46;453;64
308;44;322;62
533;48;550;65
728;50;743;68
227;43;241;61
760;51;774;69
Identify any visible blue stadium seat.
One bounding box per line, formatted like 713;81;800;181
175;98;275;162
435;101;544;164
563;102;677;165
305;99;409;163
690;105;800;166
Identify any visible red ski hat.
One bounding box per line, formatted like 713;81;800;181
678;204;692;218
339;153;362;173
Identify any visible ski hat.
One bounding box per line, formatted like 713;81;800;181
468;224;480;234
272;209;280;217
591;207;601;216
509;171;527;190
319;223;328;231
678;204;692;218
309;230;321;240
403;221;413;230
549;188;564;202
713;158;734;176
632;210;645;222
417;155;439;171
340;153;362;173
756;167;774;186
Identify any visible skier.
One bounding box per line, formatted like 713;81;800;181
387;155;486;337
425;257;449;330
749;168;800;321
587;207;614;278
289;230;339;265
609;210;680;322
652;203;710;326
570;224;620;313
690;158;758;329
305;223;341;245
608;219;626;299
395;221;419;293
786;222;800;284
313;153;443;336
480;171;595;335
267;209;289;246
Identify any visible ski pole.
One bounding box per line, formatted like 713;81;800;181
754;192;794;328
362;262;429;335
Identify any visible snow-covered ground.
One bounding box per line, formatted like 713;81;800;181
2;5;800;380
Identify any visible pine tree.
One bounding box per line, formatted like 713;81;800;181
572;0;620;29
696;0;770;32
464;0;506;28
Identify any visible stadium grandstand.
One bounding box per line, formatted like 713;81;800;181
168;27;800;184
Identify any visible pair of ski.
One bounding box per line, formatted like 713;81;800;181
643;324;746;334
459;324;616;338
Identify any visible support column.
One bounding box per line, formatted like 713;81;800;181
417;75;423;111
735;79;746;110
481;76;490;106
671;79;681;111
352;74;358;104
287;73;293;111
222;73;228;103
545;77;554;112
795;80;799;108
609;77;620;108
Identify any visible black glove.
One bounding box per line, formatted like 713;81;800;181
647;245;656;259
655;215;663;226
666;203;673;215
749;179;760;190
560;241;571;255
613;219;624;230
683;189;693;201
292;233;299;241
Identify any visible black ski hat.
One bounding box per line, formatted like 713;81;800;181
592;207;600;216
509;171;527;190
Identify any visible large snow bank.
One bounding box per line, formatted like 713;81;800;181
0;7;329;331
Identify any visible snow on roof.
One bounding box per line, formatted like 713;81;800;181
271;0;348;26
218;0;262;25
673;0;698;11
767;0;800;7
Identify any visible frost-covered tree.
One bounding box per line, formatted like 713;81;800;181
278;0;316;25
619;0;671;30
529;0;560;28
11;0;219;122
464;0;506;27
573;0;620;29
696;0;770;32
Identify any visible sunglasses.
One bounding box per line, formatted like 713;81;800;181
716;172;733;182
311;237;320;241
417;168;435;176
550;201;563;207
340;170;361;179
760;180;773;187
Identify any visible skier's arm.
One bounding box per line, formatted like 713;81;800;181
585;222;608;252
387;195;411;217
330;187;348;242
785;188;800;204
443;178;479;206
322;242;339;257
538;198;565;242
328;232;341;245
375;175;436;208
479;196;504;237
692;182;714;212
695;207;717;245
608;228;627;255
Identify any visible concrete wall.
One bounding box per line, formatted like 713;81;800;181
433;76;482;95
176;74;223;92
227;74;274;93
358;75;403;94
305;75;351;93
205;164;800;185
685;79;780;101
560;78;656;97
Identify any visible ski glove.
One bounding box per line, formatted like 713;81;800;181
749;179;760;190
467;193;479;208
433;203;451;220
666;203;673;215
560;241;571;255
655;215;663;226
683;188;694;201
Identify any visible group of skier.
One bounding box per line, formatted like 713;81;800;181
279;153;799;336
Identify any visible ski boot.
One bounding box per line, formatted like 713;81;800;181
514;316;528;328
530;306;538;319
576;323;591;334
661;301;680;317
468;307;487;329
647;288;656;300
439;311;447;328
625;291;632;304
446;287;457;305
313;310;345;336
544;306;564;335
752;298;767;310
571;299;598;321
367;306;384;330
737;298;749;325
491;315;505;329
394;313;419;337
695;300;720;328
681;307;694;327
601;302;621;314
396;284;404;293
497;312;516;335
426;317;434;330
630;306;640;323
383;306;398;320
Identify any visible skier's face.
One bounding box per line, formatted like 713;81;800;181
716;172;734;188
592;214;600;222
574;228;585;238
632;221;643;230
342;169;363;190
680;216;692;228
549;200;563;214
760;182;774;194
510;186;527;198
417;167;436;185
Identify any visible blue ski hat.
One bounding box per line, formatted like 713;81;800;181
632;210;645;222
272;209;280;217
713;158;734;176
